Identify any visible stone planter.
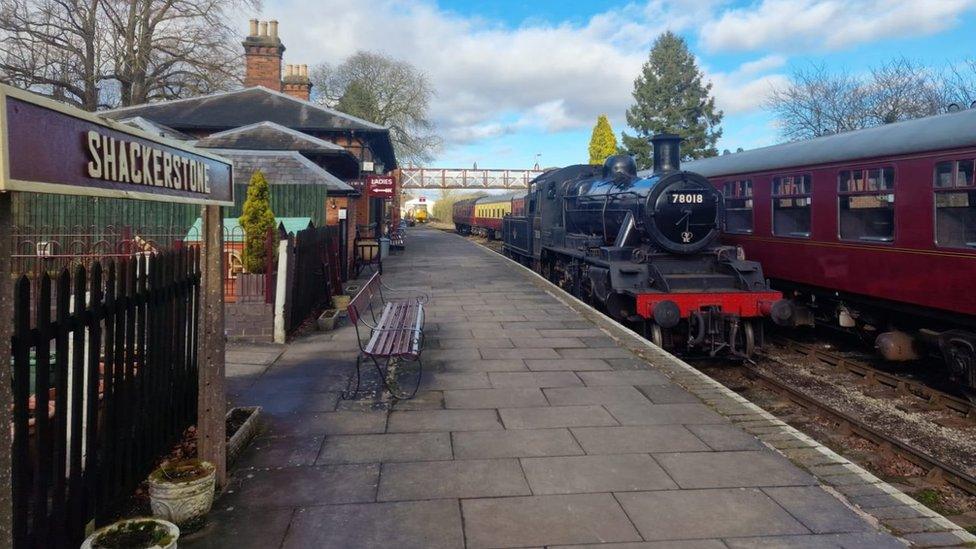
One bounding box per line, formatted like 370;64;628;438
148;459;215;529
226;406;262;466
343;283;361;296
331;294;351;311
317;308;340;331
81;517;179;549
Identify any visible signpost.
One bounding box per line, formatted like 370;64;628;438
0;84;234;547
366;175;395;198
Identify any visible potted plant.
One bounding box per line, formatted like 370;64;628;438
331;293;351;311
317;308;340;331
81;517;179;549
147;459;216;529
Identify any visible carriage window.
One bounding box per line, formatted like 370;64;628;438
935;160;976;248
771;174;811;238
722;180;753;234
838;167;894;242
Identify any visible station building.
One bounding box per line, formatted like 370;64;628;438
101;19;400;279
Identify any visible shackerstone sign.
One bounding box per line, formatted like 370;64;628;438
0;84;233;205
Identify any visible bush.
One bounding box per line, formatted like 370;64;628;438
239;170;276;273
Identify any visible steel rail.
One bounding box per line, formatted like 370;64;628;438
741;363;976;496
767;337;975;419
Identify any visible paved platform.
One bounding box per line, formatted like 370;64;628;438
183;227;960;548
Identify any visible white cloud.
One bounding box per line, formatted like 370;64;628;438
700;0;976;52
258;0;974;160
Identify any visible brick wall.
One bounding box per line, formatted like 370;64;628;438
225;302;275;342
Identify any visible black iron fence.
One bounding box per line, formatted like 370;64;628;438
287;226;341;333
11;248;201;548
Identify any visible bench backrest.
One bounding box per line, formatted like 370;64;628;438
347;272;381;325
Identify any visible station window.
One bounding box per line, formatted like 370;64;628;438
722;180;753;233
934;159;976;248
771;174;812;238
838;167;895;242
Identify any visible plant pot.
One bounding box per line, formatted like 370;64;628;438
226;406;262;466
331;294;351;311
148;459;216;529
317;309;340;331
343;284;360;296
81;517;179;549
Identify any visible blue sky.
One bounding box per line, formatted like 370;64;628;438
267;0;976;169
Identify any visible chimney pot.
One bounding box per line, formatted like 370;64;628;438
270;20;278;38
248;19;258;36
259;21;268;36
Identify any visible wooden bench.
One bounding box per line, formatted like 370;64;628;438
344;272;428;399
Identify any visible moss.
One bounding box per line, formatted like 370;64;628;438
93;520;172;548
149;458;213;484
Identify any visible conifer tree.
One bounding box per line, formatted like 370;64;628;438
621;32;723;167
588;115;618;164
239;170;276;273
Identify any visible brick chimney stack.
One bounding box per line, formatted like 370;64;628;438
282;63;312;101
243;19;285;89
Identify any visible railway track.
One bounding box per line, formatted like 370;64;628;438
740;361;976;498
766;338;975;419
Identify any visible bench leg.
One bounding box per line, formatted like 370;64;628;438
341;354;364;400
372;356;423;400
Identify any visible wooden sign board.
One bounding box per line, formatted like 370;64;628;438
366;175;395;199
0;84;233;206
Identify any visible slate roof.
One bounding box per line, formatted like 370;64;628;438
119;116;195;141
195;121;348;152
210;149;355;194
676;106;976;178
101;86;397;169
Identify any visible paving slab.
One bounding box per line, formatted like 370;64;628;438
220;464;379;508
615;488;809;540
520;454;677;494
181;507;294;549
543;386;651;406
443;387;548;409
282;500;464;549
488;371;583;388
452;428;584;459
462;493;641;548
605;401;728;425
577;370;670;386
316;432;452;464
655;451;817;489
261;411;387;437
499;405;618;429
524;358;612;371
377;458;530;501
763;486;876;534
570;425;710;454
387;409;503;432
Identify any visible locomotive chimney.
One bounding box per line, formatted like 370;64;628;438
651;133;681;173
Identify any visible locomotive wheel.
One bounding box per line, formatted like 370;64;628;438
736;320;756;358
649;323;664;348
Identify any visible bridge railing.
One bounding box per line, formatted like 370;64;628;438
401;168;544;189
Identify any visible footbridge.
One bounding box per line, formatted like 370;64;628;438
400;167;545;189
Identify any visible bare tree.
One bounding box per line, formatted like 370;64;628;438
0;0;104;110
312;52;442;165
939;58;976;108
0;0;256;110
766;58;964;142
764;64;870;141
868;57;942;125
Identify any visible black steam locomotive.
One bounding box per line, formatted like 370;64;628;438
502;134;792;357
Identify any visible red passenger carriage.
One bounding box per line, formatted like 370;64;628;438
681;108;976;386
